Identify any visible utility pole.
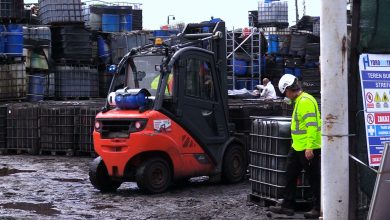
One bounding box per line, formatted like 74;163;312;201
321;0;349;219
295;0;299;24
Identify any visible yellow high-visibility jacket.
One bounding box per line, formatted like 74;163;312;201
291;92;321;151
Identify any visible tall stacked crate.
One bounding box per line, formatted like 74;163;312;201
38;0;98;99
1;1;26;101
24;25;51;101
249;117;312;205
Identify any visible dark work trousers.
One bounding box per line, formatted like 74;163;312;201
282;148;321;210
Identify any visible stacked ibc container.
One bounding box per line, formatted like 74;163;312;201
249;117;312;206
0;1;26;101
23;25;51;101
38;0;98;99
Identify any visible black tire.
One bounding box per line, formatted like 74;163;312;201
89;157;122;193
222;144;246;183
136;158;172;194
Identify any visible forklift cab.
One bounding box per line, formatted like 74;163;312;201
108;46;229;164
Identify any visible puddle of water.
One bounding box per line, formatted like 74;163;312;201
0;167;36;177
0;202;61;216
92;204;115;210
52;178;84;183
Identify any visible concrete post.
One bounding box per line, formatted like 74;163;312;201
320;0;349;219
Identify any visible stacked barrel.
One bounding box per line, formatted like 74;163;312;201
0;0;148;156
81;2;149;96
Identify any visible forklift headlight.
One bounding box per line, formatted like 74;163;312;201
129;119;147;133
95;121;102;132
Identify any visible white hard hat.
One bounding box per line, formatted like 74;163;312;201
278;74;297;94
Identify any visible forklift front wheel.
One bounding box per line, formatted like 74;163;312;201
222;144;246;183
136;157;172;194
89;157;122;193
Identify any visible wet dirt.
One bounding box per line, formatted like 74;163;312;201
0;155;272;220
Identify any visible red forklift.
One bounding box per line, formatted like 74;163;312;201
89;21;247;193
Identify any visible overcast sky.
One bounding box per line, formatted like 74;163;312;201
26;0;320;30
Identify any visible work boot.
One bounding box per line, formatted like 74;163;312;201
304;208;320;219
268;205;294;216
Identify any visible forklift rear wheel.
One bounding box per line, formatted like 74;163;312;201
136;157;172;194
222;144;246;183
89;157;122;193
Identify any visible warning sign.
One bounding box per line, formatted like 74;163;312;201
360;54;390;166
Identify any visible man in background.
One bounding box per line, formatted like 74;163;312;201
256;78;277;99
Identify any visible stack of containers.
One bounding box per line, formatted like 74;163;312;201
38;0;97;100
0;1;26;101
23;25;51;101
249;117;312;206
82;2;133;32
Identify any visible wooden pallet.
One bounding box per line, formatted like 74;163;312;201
0;148;36;155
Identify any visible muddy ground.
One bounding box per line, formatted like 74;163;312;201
0;155;314;220
0;155;277;220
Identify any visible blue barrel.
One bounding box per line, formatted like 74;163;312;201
102;14;120;32
0;25;5;53
232;59;248;76
120;14;132;32
115;92;147;110
294;68;302;78
97;36;110;58
5;24;23;56
268;34;279;54
27;74;46;102
153;30;169;37
284;67;294;75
